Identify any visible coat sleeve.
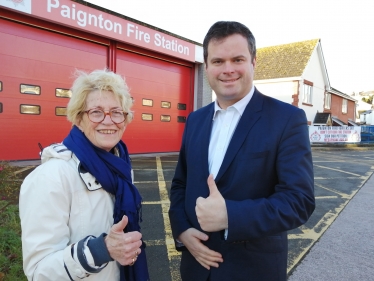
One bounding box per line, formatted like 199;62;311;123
19;160;110;280
225;108;315;242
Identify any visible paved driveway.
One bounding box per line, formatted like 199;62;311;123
13;149;374;281
132;149;374;281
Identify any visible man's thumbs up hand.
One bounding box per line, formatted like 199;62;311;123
196;174;228;232
207;174;220;197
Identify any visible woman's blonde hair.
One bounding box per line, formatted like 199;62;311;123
67;69;133;125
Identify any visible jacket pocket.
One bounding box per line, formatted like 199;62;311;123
245;235;285;253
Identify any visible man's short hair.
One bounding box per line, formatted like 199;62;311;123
203;21;256;64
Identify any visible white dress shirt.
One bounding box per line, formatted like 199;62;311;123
208;86;255;178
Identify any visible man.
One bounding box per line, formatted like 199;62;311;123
168;21;315;281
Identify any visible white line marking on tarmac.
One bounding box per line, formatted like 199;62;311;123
314;165;361;176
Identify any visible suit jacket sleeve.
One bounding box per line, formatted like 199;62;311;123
168;115;193;243
225;107;315;243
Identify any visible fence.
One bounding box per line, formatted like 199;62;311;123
361;125;374;133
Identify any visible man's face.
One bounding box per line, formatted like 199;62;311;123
205;34;256;109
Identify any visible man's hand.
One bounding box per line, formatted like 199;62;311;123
178;228;223;270
105;215;142;266
196;174;228;232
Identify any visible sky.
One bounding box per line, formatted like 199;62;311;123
86;0;374;95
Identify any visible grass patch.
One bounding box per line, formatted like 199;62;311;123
0;162;26;281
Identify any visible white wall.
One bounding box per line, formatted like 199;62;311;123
301;45;325;123
361;111;374;125
254;81;295;104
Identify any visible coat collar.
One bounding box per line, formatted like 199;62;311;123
72;154;103;191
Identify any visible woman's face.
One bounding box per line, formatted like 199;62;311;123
77;90;126;152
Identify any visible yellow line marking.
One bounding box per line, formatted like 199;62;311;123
315;196;338;199
287;168;374;273
133;169;157;171
143;239;166;246
133;181;158;184
142;200;170;205
314;165;361;177
156;157;181;262
13;166;35;175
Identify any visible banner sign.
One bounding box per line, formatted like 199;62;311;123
0;0;196;62
309;126;361;143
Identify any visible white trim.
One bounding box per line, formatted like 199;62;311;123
195;45;204;63
328;89;357;102
316;41;331;89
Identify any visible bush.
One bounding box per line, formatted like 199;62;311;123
0;162;21;203
0;162;25;281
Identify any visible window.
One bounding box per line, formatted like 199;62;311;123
55;107;67;116
56;88;72;98
21;84;41;95
0;81;2;92
342;99;348;114
177;103;186;110
0;103;2;113
303;84;313;104
324;93;331;109
141;113;153;121
177;116;186;123
161;101;171;108
20;104;41;115
142;99;153;107
160;115;171;122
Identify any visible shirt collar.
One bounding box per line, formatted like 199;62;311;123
213;85;255;120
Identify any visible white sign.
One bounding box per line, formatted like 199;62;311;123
309;126;361;143
0;0;31;14
0;0;196;61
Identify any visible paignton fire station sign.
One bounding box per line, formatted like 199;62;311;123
0;0;196;62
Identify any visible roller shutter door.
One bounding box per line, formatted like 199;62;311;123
0;19;107;160
116;49;193;153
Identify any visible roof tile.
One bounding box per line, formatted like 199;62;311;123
254;39;319;80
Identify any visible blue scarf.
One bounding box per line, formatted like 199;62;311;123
63;126;149;281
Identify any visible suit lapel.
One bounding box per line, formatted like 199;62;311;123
215;90;264;182
198;103;215;178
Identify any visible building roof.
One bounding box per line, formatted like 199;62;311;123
254;39;319;80
313;113;332;125
329;87;357;102
332;116;347;126
348;119;360;126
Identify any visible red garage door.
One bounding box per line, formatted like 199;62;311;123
116;48;194;153
0;18;108;161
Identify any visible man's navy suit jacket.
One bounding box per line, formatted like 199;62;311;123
169;89;315;281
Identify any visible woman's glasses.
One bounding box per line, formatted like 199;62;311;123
84;108;128;124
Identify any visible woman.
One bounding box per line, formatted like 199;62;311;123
19;69;149;281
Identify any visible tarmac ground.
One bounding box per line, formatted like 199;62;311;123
10;148;374;281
